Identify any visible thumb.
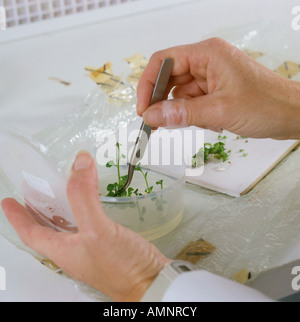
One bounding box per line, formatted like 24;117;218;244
142;95;224;129
67;152;109;232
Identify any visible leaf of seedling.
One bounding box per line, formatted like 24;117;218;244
192;147;205;168
106;160;116;168
107;183;116;192
134;188;142;196
145;186;153;194
127;187;134;197
119;175;128;185
156;179;163;190
135;163;142;171
118;189;127;197
218;134;227;141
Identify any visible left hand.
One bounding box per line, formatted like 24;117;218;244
1;152;170;301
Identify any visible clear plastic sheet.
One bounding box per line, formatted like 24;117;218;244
154;148;300;279
0;21;300;301
34;87;139;173
33;55;149;174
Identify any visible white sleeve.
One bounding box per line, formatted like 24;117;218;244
161;270;274;302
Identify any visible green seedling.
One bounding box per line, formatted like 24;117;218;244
192;142;230;168
105;143;163;197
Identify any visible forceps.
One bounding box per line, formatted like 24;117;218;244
115;57;174;196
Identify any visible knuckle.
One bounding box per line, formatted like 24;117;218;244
203;37;236;57
148;52;161;66
205;37;226;48
150;50;170;67
207;37;241;60
151;50;164;61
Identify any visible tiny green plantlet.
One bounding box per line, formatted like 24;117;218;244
238;149;248;157
134;163;153;194
217;134;227;141
192;133;250;168
192;142;230;168
155;179;163;190
105;143;130;197
105;143;164;197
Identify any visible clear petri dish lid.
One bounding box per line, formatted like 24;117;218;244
0;124;77;233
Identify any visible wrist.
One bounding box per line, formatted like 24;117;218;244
140;260;198;302
120;258;172;302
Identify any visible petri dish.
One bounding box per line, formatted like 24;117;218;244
98;164;185;241
0;124;77;232
0;125;185;240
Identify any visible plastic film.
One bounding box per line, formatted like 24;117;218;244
0;22;300;301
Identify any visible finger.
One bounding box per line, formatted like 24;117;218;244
172;78;206;99
66;152;111;233
142;94;225;129
170;73;195;87
1;198;68;258
157;76;193;102
137;37;236;117
137;44;204;116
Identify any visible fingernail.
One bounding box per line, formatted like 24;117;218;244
143;107;164;127
74;152;92;171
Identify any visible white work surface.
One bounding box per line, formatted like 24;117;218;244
1;0;300;302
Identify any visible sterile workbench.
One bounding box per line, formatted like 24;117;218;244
0;0;300;301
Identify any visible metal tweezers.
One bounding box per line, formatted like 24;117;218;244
115;57;174;196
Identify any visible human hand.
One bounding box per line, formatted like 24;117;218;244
137;38;300;140
1;152;170;302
